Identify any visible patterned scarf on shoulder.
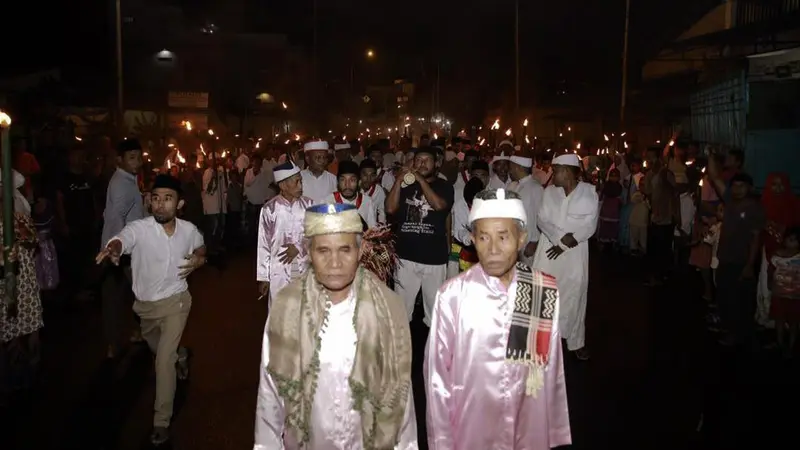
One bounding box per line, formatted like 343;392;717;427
267;266;412;449
505;262;558;397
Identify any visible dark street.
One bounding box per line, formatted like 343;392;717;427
2;250;797;450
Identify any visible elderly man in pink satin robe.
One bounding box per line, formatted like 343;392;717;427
425;188;572;450
257;161;314;305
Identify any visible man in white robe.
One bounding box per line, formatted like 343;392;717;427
254;203;418;450
489;152;512;190
300;141;337;204
257;161;314;306
532;153;598;360
508;155;544;266
323;160;377;229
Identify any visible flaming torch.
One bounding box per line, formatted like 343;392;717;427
0;111;17;312
490;119;500;148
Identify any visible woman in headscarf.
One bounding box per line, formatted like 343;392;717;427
757;172;800;329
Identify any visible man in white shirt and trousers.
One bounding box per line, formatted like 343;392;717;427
300;141;338;204
532;153;599;361
508;155;544;266
96;174;207;446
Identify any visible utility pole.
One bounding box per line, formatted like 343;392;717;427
312;0;318;134
115;0;124;134
620;0;631;129
515;0;520;112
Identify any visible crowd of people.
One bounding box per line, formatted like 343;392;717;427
1;127;798;449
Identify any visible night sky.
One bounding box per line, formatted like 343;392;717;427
7;0;720;98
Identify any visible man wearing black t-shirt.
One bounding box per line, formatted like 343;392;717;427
386;147;454;326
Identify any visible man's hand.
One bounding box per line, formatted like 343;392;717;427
278;243;299;264
258;282;270;300
523;241;538;257
178;253;206;278
560;233;578;249
95;240;123;265
546;245;564;260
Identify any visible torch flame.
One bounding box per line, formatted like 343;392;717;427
196;162;201;169
525;135;530;144
200;143;206;155
182;120;192;131
0;111;11;127
699;179;704;187
604;134;610;142
177;152;186;164
491;119;500;130
504;128;512;137
208;129;214;136
523;118;528;127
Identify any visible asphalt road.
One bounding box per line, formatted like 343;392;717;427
3;250;797;450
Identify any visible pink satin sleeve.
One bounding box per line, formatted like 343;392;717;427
424;288;455;449
256;202;275;282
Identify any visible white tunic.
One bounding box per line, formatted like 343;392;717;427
254;291;419;450
509;175;545;244
488;173;512;190
323;192;377;229
362;184;387;223
531;182;598;351
301;169;337;205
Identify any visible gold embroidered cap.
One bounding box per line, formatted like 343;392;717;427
304;203;363;237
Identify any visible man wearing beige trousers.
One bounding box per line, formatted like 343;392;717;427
97;174;206;446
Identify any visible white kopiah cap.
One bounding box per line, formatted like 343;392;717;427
552;154;582;167
303;141;329;152
468;188;528;227
273;161;301;183
509;155;533;168
334;143;350;151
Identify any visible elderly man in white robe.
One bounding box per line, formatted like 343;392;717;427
300;141;338;204
254;203;418;450
508;155;544;266
257;161;314;306
532;153;598;360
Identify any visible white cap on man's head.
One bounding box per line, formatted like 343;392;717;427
552;154;582;167
509;155;532;168
273;161;301;183
303;141;329;152
468;188;528;227
334;143;350;151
